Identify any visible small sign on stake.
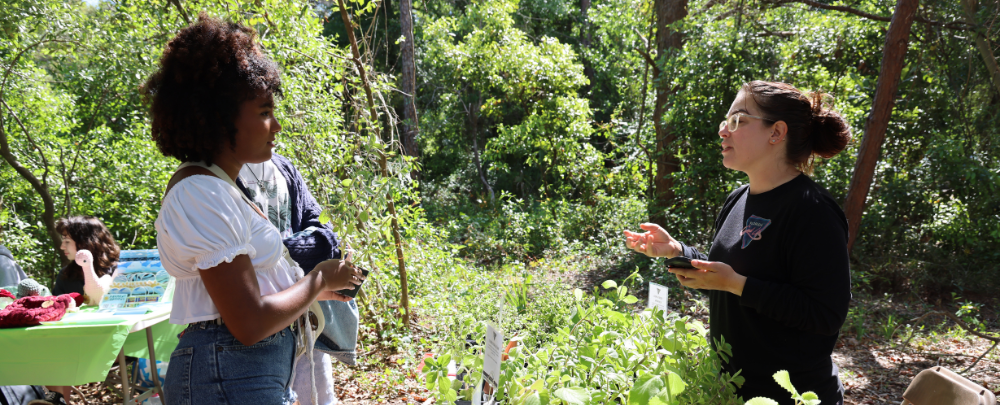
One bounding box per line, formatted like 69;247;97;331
483;323;503;388
474;323;504;405
648;281;668;318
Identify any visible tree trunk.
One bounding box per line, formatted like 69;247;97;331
468;95;494;204
962;0;1000;97
0;112;62;269
337;0;411;327
650;0;687;226
579;0;596;94
399;0;420;161
843;0;918;253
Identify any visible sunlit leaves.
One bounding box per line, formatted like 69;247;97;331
422;275;745;404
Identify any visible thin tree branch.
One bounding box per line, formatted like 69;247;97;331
336;0;411;328
59;145;70;216
962;0;1000;96
0;102;61;264
1;37;78;100
635;48;660;76
961;340;998;374
168;0;191;25
766;0;972;30
2;99;51;186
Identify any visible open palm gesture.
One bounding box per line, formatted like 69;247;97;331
623;223;682;258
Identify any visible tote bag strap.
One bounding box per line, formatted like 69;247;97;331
178;161;269;220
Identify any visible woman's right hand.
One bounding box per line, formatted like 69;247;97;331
623;223;682;258
315;259;366;291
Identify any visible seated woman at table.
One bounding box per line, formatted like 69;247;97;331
143;15;365;405
35;216;121;405
52;216;119;304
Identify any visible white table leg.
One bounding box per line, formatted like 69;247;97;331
145;327;164;402
117;348;131;404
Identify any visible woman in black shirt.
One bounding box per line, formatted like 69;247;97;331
52;216;120;298
625;81;852;405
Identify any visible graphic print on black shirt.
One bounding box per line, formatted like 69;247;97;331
741;215;772;248
677;174;851;405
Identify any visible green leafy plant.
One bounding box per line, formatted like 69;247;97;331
879;314;898;342
847;306;868;339
422;273;750;404
745;370;821;405
503;274;532;315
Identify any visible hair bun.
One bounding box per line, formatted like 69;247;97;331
806;91;850;159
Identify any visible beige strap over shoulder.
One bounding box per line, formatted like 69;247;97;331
175;161;302;275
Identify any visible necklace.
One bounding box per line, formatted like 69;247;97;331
244;164;267;200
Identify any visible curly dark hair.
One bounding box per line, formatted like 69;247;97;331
142;14;283;166
56;216;120;280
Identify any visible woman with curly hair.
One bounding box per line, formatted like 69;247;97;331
52;216;119;302
36;215;122;405
625;81;852;405
144;15;364;405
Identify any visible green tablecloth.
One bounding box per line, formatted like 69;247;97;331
0;304;183;386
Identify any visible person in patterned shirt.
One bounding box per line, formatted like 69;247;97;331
238;154;358;405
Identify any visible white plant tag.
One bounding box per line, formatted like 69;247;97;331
649;282;669;317
482;323;504;391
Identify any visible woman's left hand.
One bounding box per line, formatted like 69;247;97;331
668;259;747;296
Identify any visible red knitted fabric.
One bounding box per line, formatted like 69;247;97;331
67;292;84;307
0;289;13;300
0;294;74;328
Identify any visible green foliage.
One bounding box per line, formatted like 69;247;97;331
418;0;609;202
416;0;1000;293
1;0;180;283
422;275;747;405
430;191;646;265
389;219;575;351
745;370;820;405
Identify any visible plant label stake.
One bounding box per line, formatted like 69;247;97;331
649;282;669;318
480;323;504;400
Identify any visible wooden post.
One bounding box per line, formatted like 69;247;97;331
842;0;918;253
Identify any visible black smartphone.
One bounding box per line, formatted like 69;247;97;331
335;266;371;298
664;256;695;269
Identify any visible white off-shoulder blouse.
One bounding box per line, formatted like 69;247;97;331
155;174;302;325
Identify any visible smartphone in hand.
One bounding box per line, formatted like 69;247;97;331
335;266;370;298
664;256;696;269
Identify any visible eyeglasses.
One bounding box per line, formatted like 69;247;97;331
720;112;770;133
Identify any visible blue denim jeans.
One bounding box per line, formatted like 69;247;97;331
314;299;359;365
163;322;297;405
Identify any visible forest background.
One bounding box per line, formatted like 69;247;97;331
1;0;999;403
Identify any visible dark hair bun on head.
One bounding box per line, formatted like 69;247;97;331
743;81;851;173
806;91;851;159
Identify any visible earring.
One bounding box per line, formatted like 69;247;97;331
770;140;776;143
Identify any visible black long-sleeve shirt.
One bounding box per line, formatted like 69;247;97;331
680;174;851;405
